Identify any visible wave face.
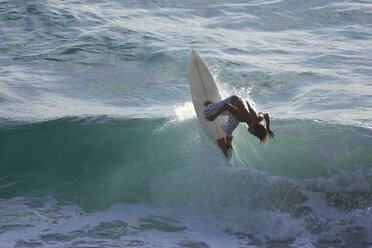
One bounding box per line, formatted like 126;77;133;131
1;117;168;208
1;116;371;246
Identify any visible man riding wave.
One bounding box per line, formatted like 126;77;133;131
203;95;274;156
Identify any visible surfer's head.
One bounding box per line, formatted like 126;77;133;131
248;123;268;144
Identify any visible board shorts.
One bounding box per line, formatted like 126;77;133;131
203;96;239;137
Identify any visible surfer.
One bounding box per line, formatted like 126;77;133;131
204;95;274;155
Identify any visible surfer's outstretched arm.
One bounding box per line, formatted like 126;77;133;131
205;103;240;122
262;112;274;138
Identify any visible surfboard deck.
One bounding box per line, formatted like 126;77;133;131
188;49;232;159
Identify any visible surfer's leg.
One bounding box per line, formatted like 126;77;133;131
221;113;239;136
203;96;232;116
203;100;224;116
226;135;233;149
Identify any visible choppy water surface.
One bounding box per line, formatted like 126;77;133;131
0;0;371;247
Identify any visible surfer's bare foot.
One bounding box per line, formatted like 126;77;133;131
222;146;228;157
204;100;213;107
225;143;233;150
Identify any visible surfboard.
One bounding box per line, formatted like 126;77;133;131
188;49;232;159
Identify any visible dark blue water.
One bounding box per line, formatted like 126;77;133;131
0;0;371;247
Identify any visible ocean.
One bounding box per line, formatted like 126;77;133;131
0;0;371;247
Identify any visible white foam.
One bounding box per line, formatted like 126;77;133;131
0;92;174;123
0;196;241;248
173;101;196;122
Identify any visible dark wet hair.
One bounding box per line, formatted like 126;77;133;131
253;123;268;144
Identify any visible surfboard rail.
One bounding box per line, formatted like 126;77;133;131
188;49;232;159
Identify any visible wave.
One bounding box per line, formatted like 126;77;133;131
0;116;370;210
1;115;370;245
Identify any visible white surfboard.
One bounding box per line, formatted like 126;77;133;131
188;49;232;159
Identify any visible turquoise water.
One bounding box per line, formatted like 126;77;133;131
0;0;371;247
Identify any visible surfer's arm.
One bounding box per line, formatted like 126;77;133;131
262;112;274;138
205;103;241;122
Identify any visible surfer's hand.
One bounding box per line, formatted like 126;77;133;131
205;114;217;121
268;128;274;139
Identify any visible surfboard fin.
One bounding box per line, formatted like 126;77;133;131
217;138;228;157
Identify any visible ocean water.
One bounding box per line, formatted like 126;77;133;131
0;0;371;247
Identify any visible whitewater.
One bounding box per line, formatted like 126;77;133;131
0;0;371;247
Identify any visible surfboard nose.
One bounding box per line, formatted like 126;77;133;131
190;49;200;61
